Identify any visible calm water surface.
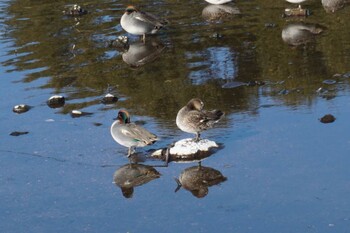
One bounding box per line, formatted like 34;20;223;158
1;0;350;232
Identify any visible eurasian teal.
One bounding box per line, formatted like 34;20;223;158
111;110;158;157
120;5;167;41
176;98;224;141
205;0;233;4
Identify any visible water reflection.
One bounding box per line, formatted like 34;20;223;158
202;4;241;23
121;39;165;68
321;0;349;12
186;47;238;85
175;164;227;198
113;163;161;198
281;23;323;46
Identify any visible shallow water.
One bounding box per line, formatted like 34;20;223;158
1;0;350;232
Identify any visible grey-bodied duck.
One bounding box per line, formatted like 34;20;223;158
176;98;224;141
120;5;167;41
111;110;158;157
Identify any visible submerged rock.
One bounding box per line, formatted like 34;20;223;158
13;104;31;114
320;114;336;123
47;95;65;108
113;163;161;198
174;165;227;198
151;138;220;163
10;131;29;136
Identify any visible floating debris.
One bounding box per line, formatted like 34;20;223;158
101;93;118;105
63;4;88;16
93;122;103;126
320;114;336;123
13;104;31;114
322;79;337;85
70;110;93;118
10;131;29;136
47;95;65;108
283;8;310;17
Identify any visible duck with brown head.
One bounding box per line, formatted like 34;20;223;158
176;98;224;142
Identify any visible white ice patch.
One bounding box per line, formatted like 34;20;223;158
170;138;218;156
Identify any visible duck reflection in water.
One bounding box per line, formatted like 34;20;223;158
175;164;227;198
113;163;161;198
122;39;165;68
202;4;240;22
322;0;349;12
282;23;324;47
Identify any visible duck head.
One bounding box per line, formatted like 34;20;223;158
117;110;131;124
187;98;204;111
125;5;138;14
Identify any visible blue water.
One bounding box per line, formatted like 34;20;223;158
1;0;350;232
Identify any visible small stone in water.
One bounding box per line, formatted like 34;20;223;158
101;93;118;104
322;79;336;85
71;110;93;118
47;95;65;108
320;114;336;123
10;131;29;136
13;104;31;114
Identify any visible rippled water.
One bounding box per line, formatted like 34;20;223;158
1;0;350;232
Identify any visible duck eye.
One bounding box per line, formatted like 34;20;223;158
126;8;134;13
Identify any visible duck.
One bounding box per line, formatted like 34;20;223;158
120;5;167;41
111;110;158;157
176;98;224;142
205;0;233;4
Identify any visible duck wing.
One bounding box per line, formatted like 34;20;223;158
134;11;167;27
123;123;158;145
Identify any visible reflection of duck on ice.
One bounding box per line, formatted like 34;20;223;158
175;164;227;198
113;163;160;198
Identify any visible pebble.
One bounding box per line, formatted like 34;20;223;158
47;95;65;108
320;114;336;123
13;104;31;114
71;110;93;118
101;93;118;105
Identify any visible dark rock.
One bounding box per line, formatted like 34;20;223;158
47;95;65;108
320;114;336;123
